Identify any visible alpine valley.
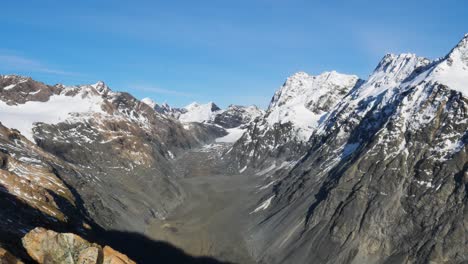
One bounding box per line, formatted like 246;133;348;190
0;35;466;264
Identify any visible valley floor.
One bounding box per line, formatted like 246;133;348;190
147;144;259;264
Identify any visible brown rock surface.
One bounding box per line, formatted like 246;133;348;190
22;228;135;264
102;246;135;264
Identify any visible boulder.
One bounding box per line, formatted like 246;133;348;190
22;228;135;264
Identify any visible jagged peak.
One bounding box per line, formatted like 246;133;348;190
445;33;468;60
141;97;157;108
273;71;359;108
179;101;221;123
91;80;111;94
458;32;468;46
286;70;355;82
1;74;32;83
360;53;431;95
184;101;220;111
184;101;199;109
373;53;429;76
417;33;468;95
284;71;358;88
287;71;310;80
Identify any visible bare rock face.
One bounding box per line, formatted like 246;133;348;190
0;75;60;105
102;246;136;264
213;105;264;129
22;227;101;263
0;247;24;264
22;228;135;264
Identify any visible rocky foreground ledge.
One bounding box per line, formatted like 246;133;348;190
1;227;136;264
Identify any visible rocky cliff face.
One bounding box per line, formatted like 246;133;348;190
213;105;264;129
246;36;467;264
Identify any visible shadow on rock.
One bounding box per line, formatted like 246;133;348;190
0;182;233;264
95;230;233;264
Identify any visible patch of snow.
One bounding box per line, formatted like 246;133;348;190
255;163;276;176
3;84;17;90
17;156;41;164
167;150;175;159
250;195;275;213
258;180;277;190
239;166;247;173
0;93;105;140
416;180;433;188
215;127;246;143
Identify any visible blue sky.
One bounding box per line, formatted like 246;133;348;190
0;0;466;108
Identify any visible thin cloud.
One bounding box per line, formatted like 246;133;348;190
0;53;79;76
133;85;194;97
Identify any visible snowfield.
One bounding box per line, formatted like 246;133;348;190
0;92;104;140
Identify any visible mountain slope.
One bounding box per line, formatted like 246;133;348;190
246;35;467;264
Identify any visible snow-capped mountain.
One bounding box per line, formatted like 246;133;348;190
267;71;360;140
178;102;222;123
226;71;361;171
141;98;264;144
214;104;264;129
0;77;109;140
141;97;187;118
143;99;263;128
245;35;467;264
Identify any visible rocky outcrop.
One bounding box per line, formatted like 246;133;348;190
22;227;135;264
0;75;58;105
0;247;23;264
102;246;136;264
213;105;263;129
